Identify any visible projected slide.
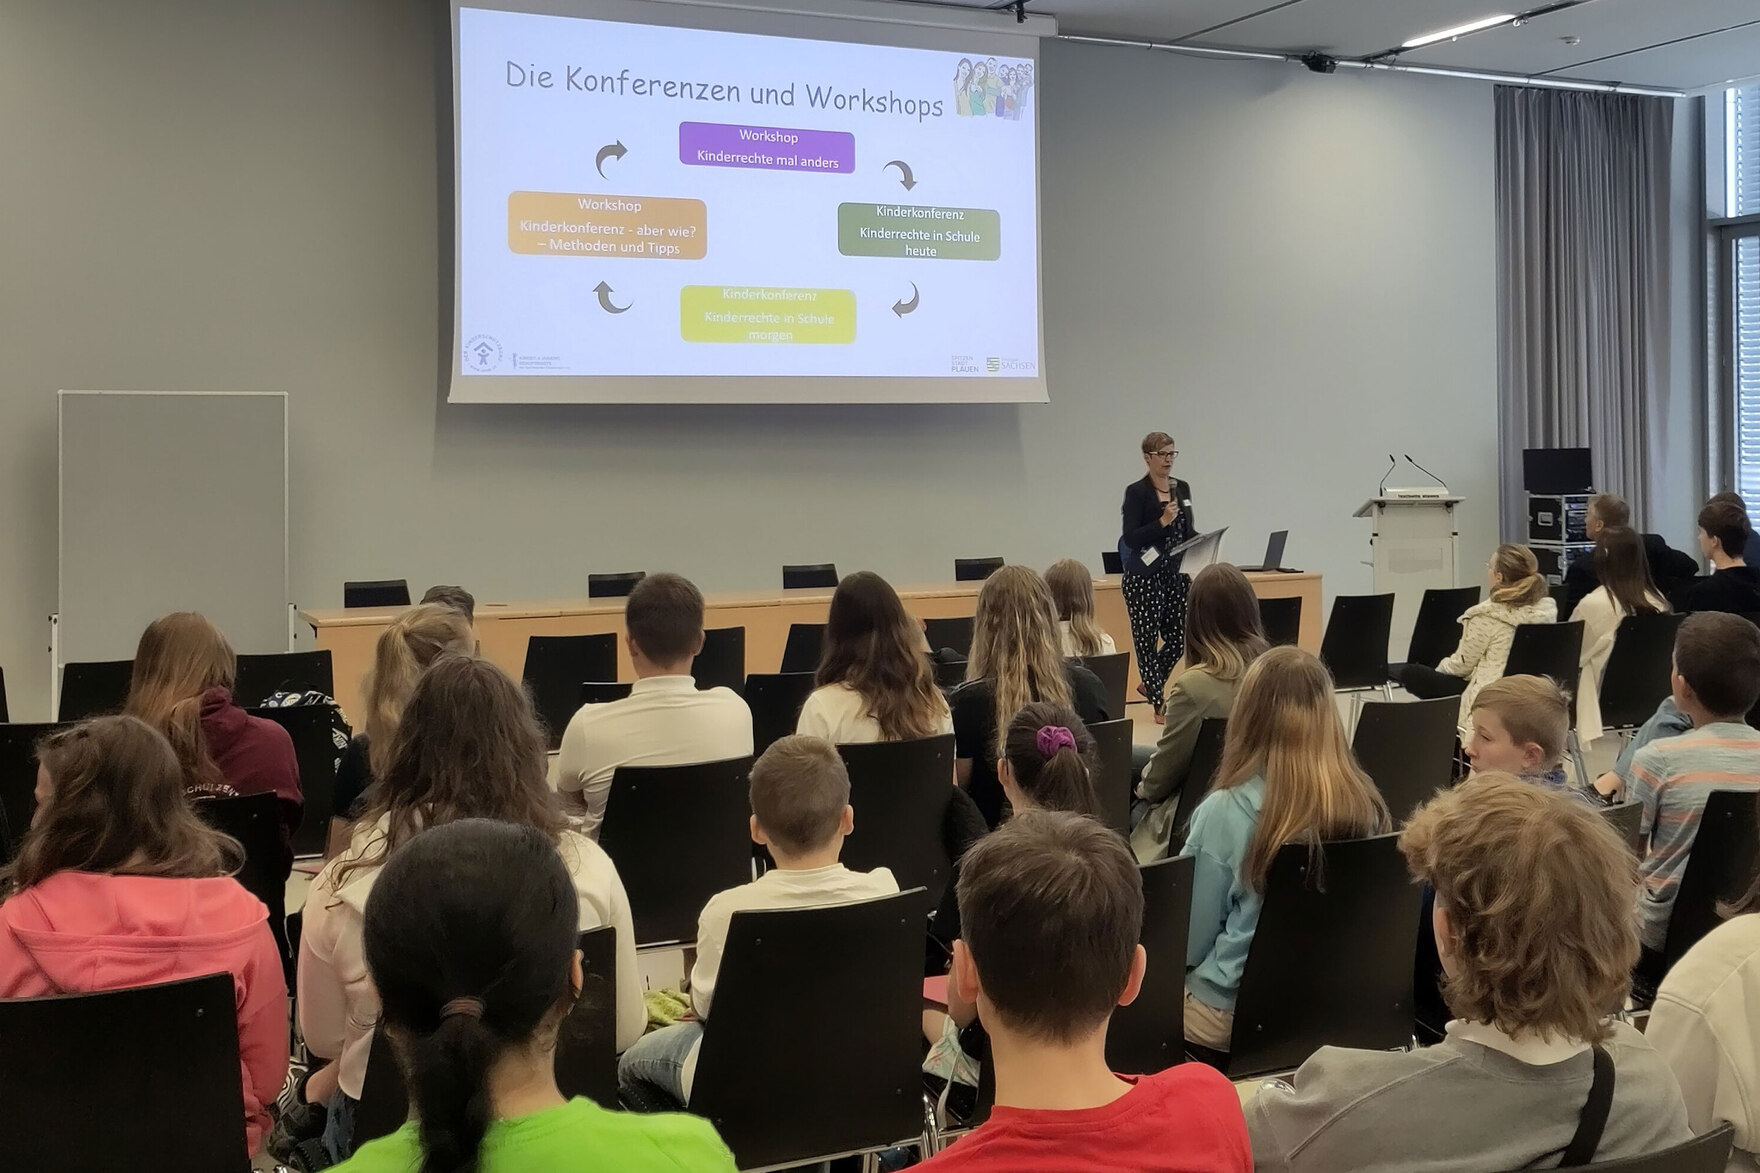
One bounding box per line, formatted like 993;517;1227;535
454;5;1043;401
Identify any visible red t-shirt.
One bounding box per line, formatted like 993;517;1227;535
920;1064;1251;1173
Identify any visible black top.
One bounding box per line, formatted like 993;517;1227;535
331;733;373;824
1120;476;1195;576
950;662;1112;829
1678;565;1760;616
1559;533;1700;619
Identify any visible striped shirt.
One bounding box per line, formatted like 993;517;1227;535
1626;723;1760;950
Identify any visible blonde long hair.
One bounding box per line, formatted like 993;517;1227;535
1185;564;1269;683
124;612;237;792
1045;559;1108;657
1490;544;1549;607
362;604;476;778
967;566;1073;757
1210;646;1390;890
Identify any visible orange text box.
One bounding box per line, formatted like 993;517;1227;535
507;191;706;259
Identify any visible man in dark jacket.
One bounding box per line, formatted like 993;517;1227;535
1558;494;1698;619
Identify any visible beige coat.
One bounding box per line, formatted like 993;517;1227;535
1130;666;1240;863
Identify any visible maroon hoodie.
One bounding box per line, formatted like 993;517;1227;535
198;687;302;868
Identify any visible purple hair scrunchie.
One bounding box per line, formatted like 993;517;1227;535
1036;725;1077;758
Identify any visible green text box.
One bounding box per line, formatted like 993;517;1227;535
837;203;1001;260
680;286;857;344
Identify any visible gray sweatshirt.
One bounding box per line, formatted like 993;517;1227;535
1246;1021;1692;1172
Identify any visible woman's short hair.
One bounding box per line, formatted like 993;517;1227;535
1140;431;1174;455
1400;774;1637;1042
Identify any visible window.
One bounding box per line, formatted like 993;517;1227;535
1724;84;1760;502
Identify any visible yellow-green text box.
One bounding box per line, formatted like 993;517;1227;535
680;286;857;344
838;203;1000;260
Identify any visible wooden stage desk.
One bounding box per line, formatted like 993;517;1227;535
301;572;1323;722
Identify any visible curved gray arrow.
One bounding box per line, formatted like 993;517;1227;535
892;282;919;318
595;140;627;179
884;159;917;191
593;281;630;314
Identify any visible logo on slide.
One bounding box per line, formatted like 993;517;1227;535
952;355;979;374
465;335;503;372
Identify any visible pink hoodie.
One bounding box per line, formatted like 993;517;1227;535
0;872;288;1152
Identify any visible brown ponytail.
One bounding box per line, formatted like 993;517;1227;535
1003;701;1100;818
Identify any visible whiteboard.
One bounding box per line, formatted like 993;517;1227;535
59;391;288;665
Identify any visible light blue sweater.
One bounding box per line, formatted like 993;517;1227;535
1179;774;1265;1012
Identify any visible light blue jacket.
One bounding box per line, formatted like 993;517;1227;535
1179;774;1266;1011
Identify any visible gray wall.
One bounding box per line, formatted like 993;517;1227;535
0;1;1501;720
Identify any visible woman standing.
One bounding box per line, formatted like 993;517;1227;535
1120;432;1195;719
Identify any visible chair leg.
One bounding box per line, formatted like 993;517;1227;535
1568;730;1590;790
1381;682;1395;703
922;1091;943;1156
861;1152;880;1173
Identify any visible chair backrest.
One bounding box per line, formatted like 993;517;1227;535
1259;595;1303;648
599;757;755;946
1502;621;1586;701
783;563;838;590
1600;801;1646;859
745;672;817;755
194;792;288;963
1075;652;1129;722
1105;854;1194;1074
521;633;618;751
954;557;1004;582
1168;717;1228;854
1225;833;1423;1078
1598;612;1687;731
0;723;66;864
838;735;956;907
57;658;134;722
352;926;621;1147
587;570;645;598
1405;586;1484;668
691;889;932;1170
1318;594;1395;689
780;622;825;674
1102;550;1123;575
1662;789;1760;971
343;579;410;609
923;616;975;658
1350;697;1461;823
0;973;247;1173
0;665;8;723
692;626;747;693
249;704;342;858
579;680;634;706
1087;717;1134;834
233;649;335;706
934;657;969;691
1544;1125;1735;1172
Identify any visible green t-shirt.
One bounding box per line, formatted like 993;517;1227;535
334;1097;737;1173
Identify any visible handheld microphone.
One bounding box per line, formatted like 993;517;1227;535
1378;454;1396;496
1403;454;1448;490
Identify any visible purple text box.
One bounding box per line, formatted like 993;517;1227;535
679;122;855;174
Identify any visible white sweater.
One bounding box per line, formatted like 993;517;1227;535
1649;913;1760;1172
1436;595;1558;738
1574;587;1668;744
297;817;647;1099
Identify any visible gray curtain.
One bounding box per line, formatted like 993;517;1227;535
1496;86;1674;538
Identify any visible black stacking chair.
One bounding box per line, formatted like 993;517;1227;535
354;926;622;1147
588;571;645;598
1106;855;1195;1074
1102;551;1123;575
1504;620;1587;779
1167;717;1228;855
839;735;956;907
933;657;969;691
0;974;247;1173
343;579;410;608
745;672;818;756
780;622;826;674
693;627;746;693
783;563;838;590
522;633;617;751
923;616;975;658
1351;697;1462;823
1088;717;1134;835
194;792;289;970
954;557;1004;582
250;703;342;859
1404;586;1484;669
687;890;933;1170
57;658;134;721
0;666;8;723
1660;789;1760;973
1075;652;1129;722
1601;801;1646;859
0;722;68;865
599;757;754;946
1318;593;1396;698
1598;613;1687;733
1259;596;1303;648
1188;833;1422;1079
1540;1126;1733;1173
579;681;634;705
234;649;335;705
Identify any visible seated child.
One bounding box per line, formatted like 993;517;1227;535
1464;675;1591;803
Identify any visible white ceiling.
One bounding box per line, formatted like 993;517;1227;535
907;0;1760;91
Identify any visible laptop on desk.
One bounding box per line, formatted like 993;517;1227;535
1236;530;1294;573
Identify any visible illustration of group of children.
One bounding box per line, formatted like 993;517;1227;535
954;58;1031;120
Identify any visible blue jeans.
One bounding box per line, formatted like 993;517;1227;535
617;1022;704;1109
321;1088;357;1165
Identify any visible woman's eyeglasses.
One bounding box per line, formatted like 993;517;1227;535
1151;449;1178;459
